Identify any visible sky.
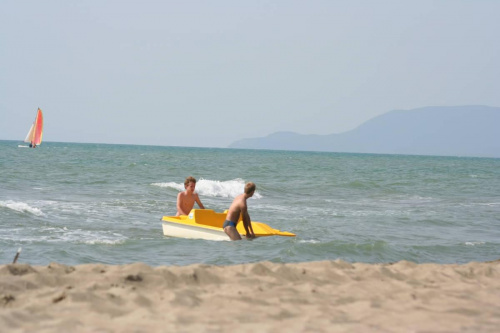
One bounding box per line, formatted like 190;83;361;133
1;0;500;148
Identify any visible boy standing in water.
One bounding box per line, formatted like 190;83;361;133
223;182;257;241
176;176;205;216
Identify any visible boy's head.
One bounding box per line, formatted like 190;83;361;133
184;176;196;189
244;182;256;195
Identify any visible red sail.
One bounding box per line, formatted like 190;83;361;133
33;108;44;145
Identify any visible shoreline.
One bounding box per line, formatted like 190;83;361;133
1;259;499;332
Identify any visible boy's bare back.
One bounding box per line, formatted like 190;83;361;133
223;182;256;240
225;194;247;222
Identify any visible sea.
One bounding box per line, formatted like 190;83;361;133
1;140;499;267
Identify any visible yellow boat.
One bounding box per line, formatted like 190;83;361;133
161;209;295;241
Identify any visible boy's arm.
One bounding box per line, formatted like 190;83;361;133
248;217;257;238
242;209;255;239
194;193;205;209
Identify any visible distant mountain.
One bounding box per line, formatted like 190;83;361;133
228;106;500;158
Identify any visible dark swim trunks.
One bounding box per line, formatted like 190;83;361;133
223;220;237;228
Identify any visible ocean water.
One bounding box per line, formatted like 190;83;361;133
1;140;499;266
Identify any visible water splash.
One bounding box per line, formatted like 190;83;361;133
0;200;46;217
152;178;262;199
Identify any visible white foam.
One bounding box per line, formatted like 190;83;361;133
299;239;321;244
151;181;184;191
82;239;125;245
465;241;485;246
0;200;46;216
460;202;500;207
45;227;127;245
479;202;500;207
0;224;127;244
152;178;262;199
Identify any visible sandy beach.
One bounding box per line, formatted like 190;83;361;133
1;259;499;332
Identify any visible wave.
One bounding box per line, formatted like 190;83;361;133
151;178;262;199
465;241;485;246
461;202;500;207
6;226;128;245
298;239;321;244
0;200;46;216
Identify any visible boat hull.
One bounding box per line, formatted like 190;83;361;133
162;220;229;241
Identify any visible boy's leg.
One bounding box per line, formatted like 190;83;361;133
224;226;242;241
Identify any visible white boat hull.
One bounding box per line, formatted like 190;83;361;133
162;220;235;241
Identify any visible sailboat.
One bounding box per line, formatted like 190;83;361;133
23;108;44;148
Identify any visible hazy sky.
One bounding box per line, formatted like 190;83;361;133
1;1;500;147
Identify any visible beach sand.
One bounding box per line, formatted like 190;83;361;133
1;259;499;332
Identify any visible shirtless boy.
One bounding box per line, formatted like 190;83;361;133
223;182;257;241
176;176;205;216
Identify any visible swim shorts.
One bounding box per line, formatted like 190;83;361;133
223;220;237;228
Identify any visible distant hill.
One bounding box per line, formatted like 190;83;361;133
228;106;500;158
